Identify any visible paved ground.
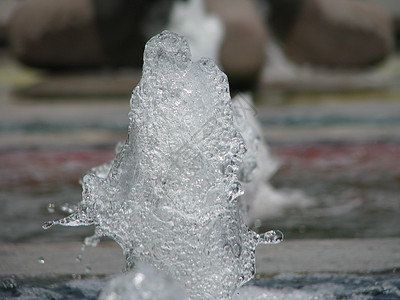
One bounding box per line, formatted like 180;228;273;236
1;238;399;277
1;89;400;150
1;51;400;150
1;51;400;279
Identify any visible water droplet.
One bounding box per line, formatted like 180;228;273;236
85;265;92;273
84;234;100;247
42;221;54;230
254;219;262;228
47;203;55;213
133;273;145;288
257;230;284;245
76;255;82;262
38;256;45;264
61;203;75;214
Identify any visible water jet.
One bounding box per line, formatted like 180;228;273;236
43;30;282;298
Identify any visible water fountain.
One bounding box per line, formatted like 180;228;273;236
43;30;282;298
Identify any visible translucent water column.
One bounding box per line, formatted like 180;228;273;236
44;31;282;299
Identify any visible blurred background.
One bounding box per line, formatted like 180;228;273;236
0;0;399;245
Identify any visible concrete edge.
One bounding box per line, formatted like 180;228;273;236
1;238;399;277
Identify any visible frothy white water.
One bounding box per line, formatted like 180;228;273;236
168;0;224;62
98;265;333;300
233;286;333;300
4;272;399;299
44;31;282;299
99;263;187;300
99;268;400;300
232;93;312;223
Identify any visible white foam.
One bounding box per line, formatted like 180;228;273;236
168;0;224;62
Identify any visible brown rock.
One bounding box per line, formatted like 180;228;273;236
91;0;173;67
362;0;400;48
267;0;304;41
7;0;106;69
283;0;394;66
0;0;19;46
205;0;267;89
7;0;174;69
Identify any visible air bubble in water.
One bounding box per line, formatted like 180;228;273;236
254;219;262;229
38;257;45;264
85;265;92;273
84;234;100;247
76;255;82;262
61;203;75;214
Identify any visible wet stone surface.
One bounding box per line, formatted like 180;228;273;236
1;272;399;299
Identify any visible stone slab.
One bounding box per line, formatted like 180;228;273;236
1;238;399;277
2;89;400;150
0;241;123;277
16;71;141;98
256;238;400;275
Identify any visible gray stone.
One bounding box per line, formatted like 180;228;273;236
282;0;394;66
256;238;400;274
7;0;173;69
7;0;107;68
362;0;400;47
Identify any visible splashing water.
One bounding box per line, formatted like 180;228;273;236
38;256;45;264
168;0;224;62
43;31;282;298
99;263;187;300
232;93;312;223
